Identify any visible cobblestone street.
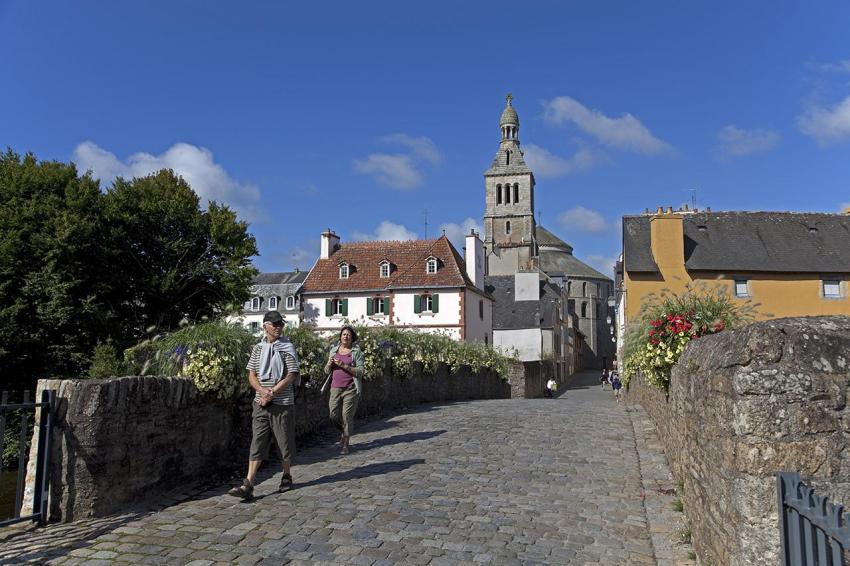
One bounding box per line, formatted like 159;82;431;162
0;371;693;565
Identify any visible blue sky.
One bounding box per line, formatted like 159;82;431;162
3;1;849;278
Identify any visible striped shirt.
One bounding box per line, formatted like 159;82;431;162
246;339;300;406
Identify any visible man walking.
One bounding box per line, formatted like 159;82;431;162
229;311;300;499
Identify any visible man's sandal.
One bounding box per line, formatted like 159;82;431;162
228;479;253;500
278;473;293;493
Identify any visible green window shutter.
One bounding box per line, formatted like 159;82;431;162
342;298;348;316
325;299;332;316
432;293;440;313
366;297;374;315
383;297;390;314
413;294;421;314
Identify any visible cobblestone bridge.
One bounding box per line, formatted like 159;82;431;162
0;371;694;565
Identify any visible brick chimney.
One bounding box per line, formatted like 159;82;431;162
649;207;684;270
320;229;340;259
465;229;485;289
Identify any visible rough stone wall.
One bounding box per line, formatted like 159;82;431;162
507;360;555;399
27;363;510;522
624;316;850;566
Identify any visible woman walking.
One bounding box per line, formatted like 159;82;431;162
321;325;364;455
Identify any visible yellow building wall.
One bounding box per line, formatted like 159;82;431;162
624;212;850;322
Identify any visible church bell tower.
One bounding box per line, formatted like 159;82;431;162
483;94;537;271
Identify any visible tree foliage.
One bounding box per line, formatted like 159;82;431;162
0;150;257;388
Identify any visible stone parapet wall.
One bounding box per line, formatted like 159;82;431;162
507;360;557;399
27;362;510;522
624;316;850;566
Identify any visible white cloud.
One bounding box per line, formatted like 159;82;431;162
439;217;483;249
380;134;441;165
354;134;440;190
557;206;611;234
584;253;620;279
797;95;850;146
542;96;671;154
352;221;418;242
73;141;263;221
716;125;780;157
523;144;607;178
353;154;421;189
814;60;850;74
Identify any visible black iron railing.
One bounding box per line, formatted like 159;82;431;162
0;389;55;527
778;471;850;565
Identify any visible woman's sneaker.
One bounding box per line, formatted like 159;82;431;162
228;479;253;499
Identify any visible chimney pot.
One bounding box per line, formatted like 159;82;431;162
656;206;663;214
666;206;674;214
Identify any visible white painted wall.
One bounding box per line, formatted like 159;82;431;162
303;289;467;338
463;290;493;344
465;232;485;289
514;271;540;301
494;328;541;361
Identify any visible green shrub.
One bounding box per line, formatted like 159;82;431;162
621;282;757;390
87;342;124;379
126;320;516;399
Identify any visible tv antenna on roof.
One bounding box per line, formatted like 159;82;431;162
423;208;429;239
690;188;698;210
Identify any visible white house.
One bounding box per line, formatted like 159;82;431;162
300;229;493;343
227;270;308;332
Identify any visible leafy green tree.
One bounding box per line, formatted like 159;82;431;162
0;150;113;387
101;169;258;341
0;152;258;388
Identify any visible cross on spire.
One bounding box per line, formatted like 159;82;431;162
506;93;513;106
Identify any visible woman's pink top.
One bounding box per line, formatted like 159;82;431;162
331;352;354;388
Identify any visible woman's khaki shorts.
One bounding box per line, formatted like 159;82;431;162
249;402;295;462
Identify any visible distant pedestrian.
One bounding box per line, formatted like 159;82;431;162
600;368;609;390
545;378;557;398
229;311;300;499
321;325;364;455
611;372;622;402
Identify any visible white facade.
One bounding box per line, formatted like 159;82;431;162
463;289;493;344
493;328;541;361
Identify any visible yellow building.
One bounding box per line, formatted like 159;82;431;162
620;207;850;323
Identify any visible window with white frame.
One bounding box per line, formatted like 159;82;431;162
249;321;259;332
372;297;386;315
268;296;278;309
339;263;349;279
734;280;749;298
250;297;261;311
286;296;295;309
426;257;438;274
823;279;841;298
380;261;390;278
421;295;434;312
331;298;344;316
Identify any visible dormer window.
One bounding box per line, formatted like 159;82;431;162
379;261;391;278
339;263;350;279
426;257;438;274
250;297;261;311
286;296;295;309
268;296;278;309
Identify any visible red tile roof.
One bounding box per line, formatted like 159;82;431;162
302;236;478;294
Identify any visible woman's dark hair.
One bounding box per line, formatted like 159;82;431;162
339;325;358;344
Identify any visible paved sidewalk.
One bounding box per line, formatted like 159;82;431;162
0;371;694;565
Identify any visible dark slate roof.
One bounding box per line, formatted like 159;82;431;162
534;225;611;280
484;275;560;330
535;225;574;254
252;271;308;285
624;212;850;273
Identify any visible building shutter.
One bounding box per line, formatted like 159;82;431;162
383;297;390;314
367;297;374;315
432;293;439;313
414;295;421;314
341;298;348;316
325;299;332;316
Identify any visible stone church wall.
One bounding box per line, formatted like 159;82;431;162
624;316;850;565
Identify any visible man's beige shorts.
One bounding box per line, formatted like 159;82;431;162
249;402;295;462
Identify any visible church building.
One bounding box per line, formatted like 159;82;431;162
483;95;615;370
